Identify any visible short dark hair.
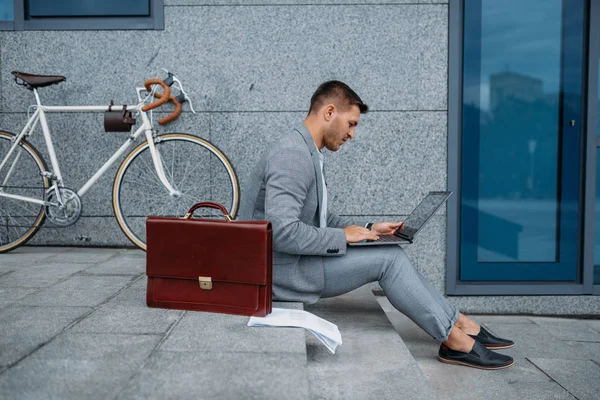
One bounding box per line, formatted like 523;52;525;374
308;80;369;115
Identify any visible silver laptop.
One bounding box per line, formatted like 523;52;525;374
348;191;452;247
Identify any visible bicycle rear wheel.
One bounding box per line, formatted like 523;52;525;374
0;131;49;253
113;133;240;251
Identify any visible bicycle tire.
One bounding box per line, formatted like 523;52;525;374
113;133;240;251
0;131;49;253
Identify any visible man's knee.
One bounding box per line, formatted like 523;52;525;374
379;246;413;279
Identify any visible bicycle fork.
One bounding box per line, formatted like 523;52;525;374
144;129;181;198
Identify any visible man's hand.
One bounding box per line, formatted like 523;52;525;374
371;222;404;235
343;225;379;243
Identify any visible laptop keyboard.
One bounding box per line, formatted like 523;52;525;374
369;235;403;243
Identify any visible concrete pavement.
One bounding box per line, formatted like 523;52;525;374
1;246;599;400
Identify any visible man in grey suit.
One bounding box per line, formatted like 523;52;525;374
239;81;515;369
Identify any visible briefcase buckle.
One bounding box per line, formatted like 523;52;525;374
199;276;212;290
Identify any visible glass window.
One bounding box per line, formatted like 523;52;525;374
0;0;14;21
460;0;584;281
28;0;150;18
595;149;600;284
595;48;600;283
0;1;162;30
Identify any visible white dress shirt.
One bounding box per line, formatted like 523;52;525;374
314;142;327;228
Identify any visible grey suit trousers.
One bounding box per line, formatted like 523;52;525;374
307;245;459;342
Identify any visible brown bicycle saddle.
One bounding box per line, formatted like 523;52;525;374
11;71;66;89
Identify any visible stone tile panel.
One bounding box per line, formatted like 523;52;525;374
0;305;91;367
116;351;309;400
0;332;160;400
160;311;306;354
15;275;135;307
528;358;600;400
0;262;88;288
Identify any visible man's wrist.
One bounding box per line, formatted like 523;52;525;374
365;222;373;230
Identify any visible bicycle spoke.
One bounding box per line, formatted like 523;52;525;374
137;154;163;184
176;155;207;190
114;135;238;249
0;134;45;251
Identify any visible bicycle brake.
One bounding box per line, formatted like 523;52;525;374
160;69;196;113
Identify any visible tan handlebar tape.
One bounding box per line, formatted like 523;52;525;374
141;79;172;112
152;91;182;125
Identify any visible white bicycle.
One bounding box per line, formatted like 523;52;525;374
0;70;239;253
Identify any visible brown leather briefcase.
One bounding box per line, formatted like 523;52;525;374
146;201;272;317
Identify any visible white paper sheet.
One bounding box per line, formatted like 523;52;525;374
248;308;342;354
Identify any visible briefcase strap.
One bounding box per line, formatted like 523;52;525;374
182;201;233;221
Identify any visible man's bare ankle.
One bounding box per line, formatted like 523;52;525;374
456;314;480;336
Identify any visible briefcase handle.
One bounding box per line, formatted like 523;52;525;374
182;201;233;222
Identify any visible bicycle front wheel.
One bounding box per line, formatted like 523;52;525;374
0;131;49;253
113;133;240;251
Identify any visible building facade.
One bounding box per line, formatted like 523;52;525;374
1;0;599;314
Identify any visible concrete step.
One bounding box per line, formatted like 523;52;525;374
305;286;438;400
376;297;581;400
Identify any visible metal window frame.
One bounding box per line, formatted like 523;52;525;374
1;0;163;30
447;0;599;295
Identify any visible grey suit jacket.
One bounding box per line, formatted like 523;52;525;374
238;124;356;303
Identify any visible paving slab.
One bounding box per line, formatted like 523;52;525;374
583;319;600;333
0;332;161;400
306;287;437;400
71;283;181;335
415;357;560;400
0;246;71;266
482;322;589;360
0;305;91;367
71;304;182;335
0;263;89;288
503;383;576;400
563;341;600;364
528;358;600;400
129;276;147;290
529;317;600;342
44;247;124;264
161;308;306;354
0;287;39;309
306;322;436;400
103;287;147;307
116;351;309;400
0;268;13;276
15;275;135;307
82;250;145;276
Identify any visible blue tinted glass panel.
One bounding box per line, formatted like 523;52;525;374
28;0;150;17
0;0;14;21
460;0;583;281
595;148;600;283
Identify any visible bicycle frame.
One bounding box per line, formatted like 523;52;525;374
0;87;181;207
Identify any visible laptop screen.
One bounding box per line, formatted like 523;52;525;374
402;192;451;231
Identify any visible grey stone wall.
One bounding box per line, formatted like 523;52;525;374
1;2;449;285
5;1;595;313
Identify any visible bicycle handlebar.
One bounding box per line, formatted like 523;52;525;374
141;79;171;112
152;91;182;125
141;70;195;125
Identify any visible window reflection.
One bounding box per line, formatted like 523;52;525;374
595;151;600;283
462;0;581;264
0;0;13;21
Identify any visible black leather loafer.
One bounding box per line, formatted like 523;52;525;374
469;326;515;350
438;342;514;370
